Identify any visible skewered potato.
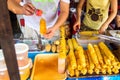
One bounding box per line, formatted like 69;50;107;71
112;67;119;74
86;50;94;74
72;38;86;68
56;45;60;53
107;67;112;74
53;40;60;45
58;25;66;74
68;67;75;77
72;38;79;50
67;55;75;77
101;68;107;74
81;68;87;75
84;50;89;71
76;59;82;70
93;45;103;66
51;44;56;53
86;50;95;70
75;69;80;77
88;69;94;74
98;42;115;61
88;43;99;66
79;31;99;36
75;47;86;68
45;43;51;52
59;25;66;58
67;39;77;69
94;68;100;74
40;18;47;35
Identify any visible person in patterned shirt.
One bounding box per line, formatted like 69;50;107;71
73;0;117;34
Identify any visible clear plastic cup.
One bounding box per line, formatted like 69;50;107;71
0;59;32;80
19;59;32;80
0;68;9;80
15;43;29;67
0;50;6;69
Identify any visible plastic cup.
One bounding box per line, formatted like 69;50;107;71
15;43;29;67
0;50;6;69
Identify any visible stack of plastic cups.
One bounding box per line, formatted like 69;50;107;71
0;43;32;80
0;50;9;80
15;43;32;80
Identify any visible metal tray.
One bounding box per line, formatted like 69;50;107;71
67;42;120;80
30;53;67;80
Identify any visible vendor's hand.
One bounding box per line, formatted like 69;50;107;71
44;27;56;39
99;23;108;34
22;2;36;15
73;20;81;31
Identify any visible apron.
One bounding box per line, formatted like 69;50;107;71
83;0;110;30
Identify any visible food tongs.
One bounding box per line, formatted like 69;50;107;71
94;34;120;44
34;30;45;50
75;27;81;38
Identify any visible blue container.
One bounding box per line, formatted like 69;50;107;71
28;51;120;80
28;51;53;62
66;75;120;80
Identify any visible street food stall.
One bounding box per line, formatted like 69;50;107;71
0;0;120;80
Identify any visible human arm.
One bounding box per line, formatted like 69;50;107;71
44;1;69;39
7;0;35;15
99;0;117;33
73;0;85;31
115;15;120;29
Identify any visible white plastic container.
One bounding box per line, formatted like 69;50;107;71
0;43;29;68
0;59;32;80
15;43;29;59
0;50;6;69
15;43;29;67
76;36;105;48
19;59;32;80
0;67;9;80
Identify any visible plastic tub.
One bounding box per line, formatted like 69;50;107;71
15;43;29;67
0;46;29;67
15;43;29;59
19;58;32;80
0;58;32;80
0;68;9;80
17;58;30;67
75;36;105;48
0;50;6;69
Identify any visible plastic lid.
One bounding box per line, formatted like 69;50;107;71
0;67;7;72
15;43;29;54
19;59;31;70
0;49;4;60
0;59;32;72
